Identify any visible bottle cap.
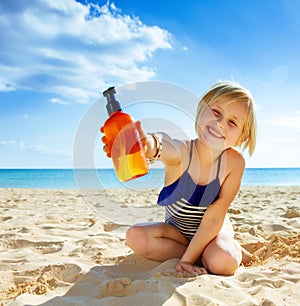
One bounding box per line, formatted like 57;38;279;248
103;86;122;115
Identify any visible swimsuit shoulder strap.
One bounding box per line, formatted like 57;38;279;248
216;149;227;179
185;139;194;172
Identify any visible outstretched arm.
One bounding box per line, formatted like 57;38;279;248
101;120;189;170
135;121;190;168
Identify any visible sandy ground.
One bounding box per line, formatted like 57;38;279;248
0;186;299;305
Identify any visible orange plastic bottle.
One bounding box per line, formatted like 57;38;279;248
102;87;148;182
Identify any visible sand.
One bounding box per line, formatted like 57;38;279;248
0;186;299;305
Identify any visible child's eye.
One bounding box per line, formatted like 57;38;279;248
229;120;237;127
212;109;220;116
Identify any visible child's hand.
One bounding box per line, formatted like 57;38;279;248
100;121;147;158
176;261;208;276
100;126;111;158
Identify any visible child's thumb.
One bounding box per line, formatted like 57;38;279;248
135;121;146;138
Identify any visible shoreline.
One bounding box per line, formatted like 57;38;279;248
1;168;300;190
0;186;299;305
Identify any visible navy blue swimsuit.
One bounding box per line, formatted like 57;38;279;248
157;140;224;240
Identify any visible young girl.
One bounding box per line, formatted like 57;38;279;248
102;81;257;276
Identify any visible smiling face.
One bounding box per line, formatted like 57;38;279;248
195;81;257;155
196;100;248;150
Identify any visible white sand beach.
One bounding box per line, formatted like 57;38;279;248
0;186;299;305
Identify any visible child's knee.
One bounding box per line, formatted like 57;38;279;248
202;237;242;276
126;226;147;251
209;252;239;275
202;247;241;276
126;226;137;247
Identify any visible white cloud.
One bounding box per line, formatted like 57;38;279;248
268;111;300;129
0;140;71;157
0;79;16;92
49;97;69;105
0;0;172;103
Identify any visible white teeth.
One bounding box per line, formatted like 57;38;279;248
208;127;223;138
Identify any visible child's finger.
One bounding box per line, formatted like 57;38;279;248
103;145;111;157
101;135;108;145
194;267;208;275
135;121;146;137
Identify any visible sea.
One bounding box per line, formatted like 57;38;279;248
0;168;300;189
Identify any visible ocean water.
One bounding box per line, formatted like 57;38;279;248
0;168;300;189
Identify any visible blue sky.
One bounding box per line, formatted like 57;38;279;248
0;0;300;168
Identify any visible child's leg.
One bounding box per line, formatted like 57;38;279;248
126;222;189;261
201;215;242;276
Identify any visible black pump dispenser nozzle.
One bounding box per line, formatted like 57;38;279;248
103;86;121;115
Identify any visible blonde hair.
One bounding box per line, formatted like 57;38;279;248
195;81;257;155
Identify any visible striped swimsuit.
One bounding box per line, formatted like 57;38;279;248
157;140;224;241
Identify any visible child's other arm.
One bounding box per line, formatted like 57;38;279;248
177;150;245;269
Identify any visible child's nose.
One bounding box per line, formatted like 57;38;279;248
216;117;225;129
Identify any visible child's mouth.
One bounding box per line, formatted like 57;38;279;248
207;126;224;139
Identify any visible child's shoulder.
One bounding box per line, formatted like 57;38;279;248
224;148;245;169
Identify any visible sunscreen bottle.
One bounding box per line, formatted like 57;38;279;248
102;87;148;182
